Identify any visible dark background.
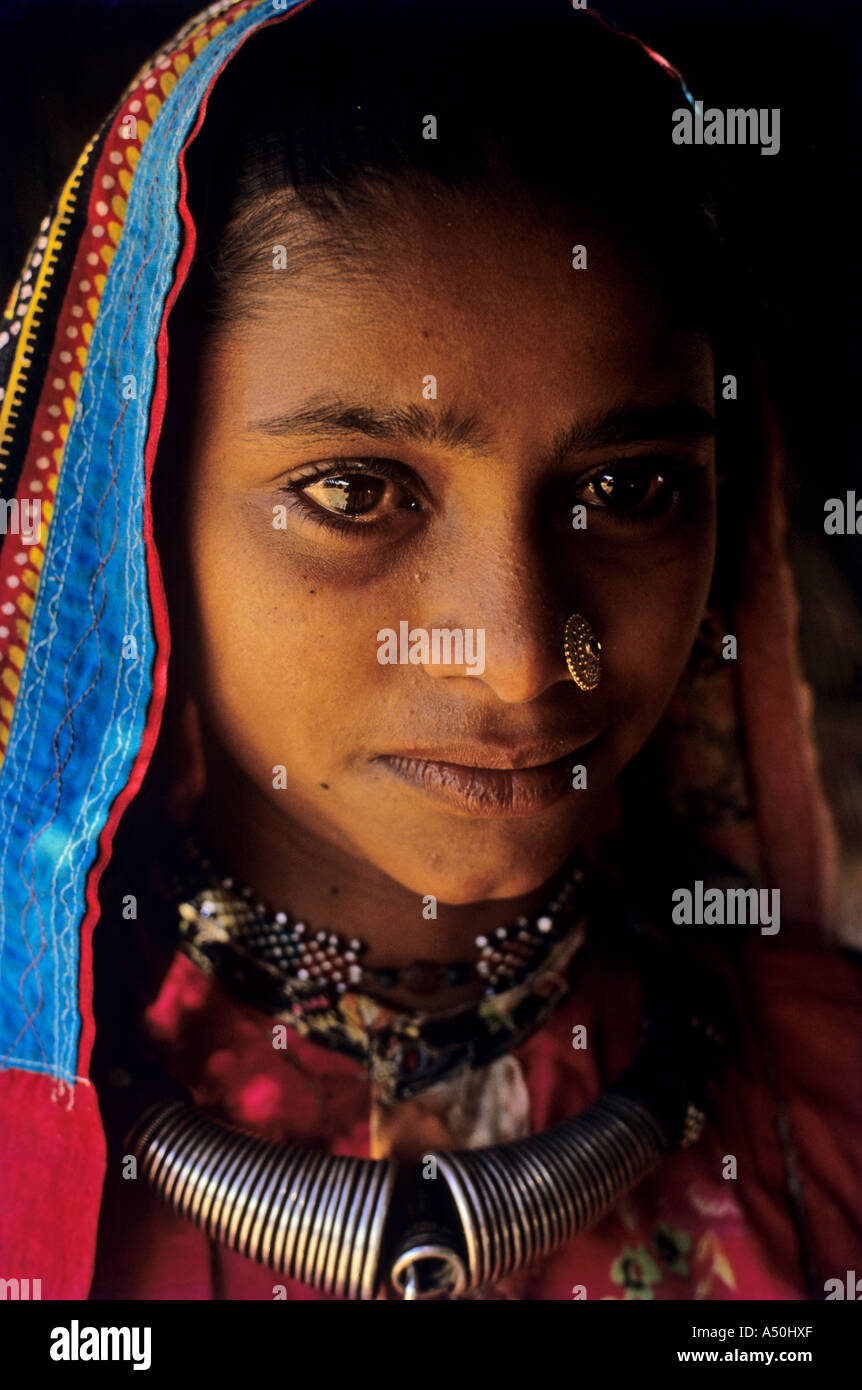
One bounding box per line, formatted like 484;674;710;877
1;0;861;909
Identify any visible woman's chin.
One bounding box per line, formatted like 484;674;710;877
368;839;581;908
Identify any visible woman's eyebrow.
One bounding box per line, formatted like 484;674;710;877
245;395;715;456
542;398;717;464
245;397;495;453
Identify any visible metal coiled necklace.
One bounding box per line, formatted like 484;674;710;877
126;906;726;1300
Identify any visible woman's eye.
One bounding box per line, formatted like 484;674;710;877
577;462;678;517
287;465;421;528
303;474;397;518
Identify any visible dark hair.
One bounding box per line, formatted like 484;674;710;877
179;0;737;343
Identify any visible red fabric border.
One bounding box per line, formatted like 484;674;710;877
0;1069;106;1298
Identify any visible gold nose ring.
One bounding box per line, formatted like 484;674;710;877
564;613;601;691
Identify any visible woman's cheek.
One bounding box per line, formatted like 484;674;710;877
187;495;384;746
596;527;714;730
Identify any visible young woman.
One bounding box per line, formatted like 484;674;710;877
0;0;859;1302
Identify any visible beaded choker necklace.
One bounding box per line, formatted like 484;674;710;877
175;836;590;1002
169;837;593;1102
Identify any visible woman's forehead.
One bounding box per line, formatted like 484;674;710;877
205;188;701;365
202;231;712;436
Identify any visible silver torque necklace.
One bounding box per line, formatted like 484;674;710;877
126;922;725;1300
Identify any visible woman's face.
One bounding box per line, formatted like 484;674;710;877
178;190;716;904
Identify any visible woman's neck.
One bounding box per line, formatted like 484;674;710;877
189;753;608;1013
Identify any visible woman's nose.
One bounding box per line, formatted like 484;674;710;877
416;533;575;704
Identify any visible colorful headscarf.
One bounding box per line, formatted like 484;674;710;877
0;0;842;1297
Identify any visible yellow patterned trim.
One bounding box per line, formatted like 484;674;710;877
0;136;98;475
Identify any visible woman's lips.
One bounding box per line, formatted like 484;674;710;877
372;740;600;818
